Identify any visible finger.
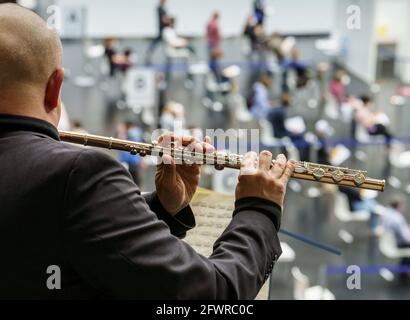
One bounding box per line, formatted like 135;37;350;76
270;154;287;178
258;150;272;171
186;139;214;154
181;135;198;146
240;151;258;175
157;132;174;145
156;133;179;153
184;139;215;165
158;154;177;184
185;141;206;166
279;160;296;184
162;135;197;149
203;136;215;154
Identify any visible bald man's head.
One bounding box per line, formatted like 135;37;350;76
0;3;62;91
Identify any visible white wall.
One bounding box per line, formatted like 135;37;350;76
375;0;410;83
333;0;377;83
55;0;336;38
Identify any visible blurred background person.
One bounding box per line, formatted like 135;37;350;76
207;11;221;58
267;32;285;64
315;120;333;166
354;95;394;147
382;197;410;248
160;101;187;135
163;17;196;57
338;186;385;233
329;69;348;107
145;0;170;65
249;74;272;120
267;92;310;161
381;197;410;280
209;47;225;84
243;15;258;53
283;47;311;90
243;15;267;64
71;120;87;134
103;37;119;77
103;38;135;77
117;121;144;185
253;0;266;25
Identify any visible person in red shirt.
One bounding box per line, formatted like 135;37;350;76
207;12;221;55
329;69;347;106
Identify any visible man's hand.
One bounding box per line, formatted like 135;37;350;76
155;133;214;216
235;151;296;208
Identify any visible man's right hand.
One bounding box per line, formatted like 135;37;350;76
235;152;296;209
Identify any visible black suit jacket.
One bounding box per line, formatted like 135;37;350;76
0;113;282;299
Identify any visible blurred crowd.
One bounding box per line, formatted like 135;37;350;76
59;0;410;283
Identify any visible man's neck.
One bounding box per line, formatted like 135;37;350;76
0;87;55;127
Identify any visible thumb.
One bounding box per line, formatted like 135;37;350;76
160;154;177;184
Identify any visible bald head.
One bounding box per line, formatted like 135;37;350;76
0;3;62;90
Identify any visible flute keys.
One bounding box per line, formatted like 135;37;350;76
354;173;366;186
295;166;307;174
312;168;326;180
332;170;345;182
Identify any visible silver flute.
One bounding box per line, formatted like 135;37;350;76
59;130;386;192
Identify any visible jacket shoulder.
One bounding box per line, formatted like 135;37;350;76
39;137;123;174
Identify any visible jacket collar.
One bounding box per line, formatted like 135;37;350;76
0;113;60;141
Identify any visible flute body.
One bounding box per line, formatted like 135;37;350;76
59;131;385;192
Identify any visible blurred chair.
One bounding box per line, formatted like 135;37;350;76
334;192;370;244
355;123;385;145
165;47;196;88
204;73;230;111
334;192;370;223
379;230;410;259
389;141;410;169
286;68;297;92
86;44;105;59
232;94;254;123
324;96;339;120
259;119;300;161
387;142;410;190
329;144;351;167
291;267;335;300
166;46;192;61
84;43;109;79
259;118;281;147
279;242;296;263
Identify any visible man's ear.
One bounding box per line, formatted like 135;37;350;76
44;68;65;112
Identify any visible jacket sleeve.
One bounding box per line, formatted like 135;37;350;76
62;149;282;299
142;192;195;239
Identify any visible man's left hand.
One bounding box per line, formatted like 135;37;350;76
155;133;214;216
